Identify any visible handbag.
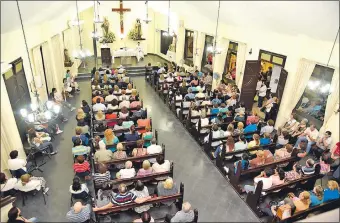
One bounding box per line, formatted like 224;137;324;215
277;204;292;220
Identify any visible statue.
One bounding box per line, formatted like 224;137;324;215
64;49;73;67
168;32;177;52
100;17;116;44
128;18;145;41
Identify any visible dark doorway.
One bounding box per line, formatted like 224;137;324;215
160;30;172;55
201;35;214;71
2;58;31;143
223;41;238;81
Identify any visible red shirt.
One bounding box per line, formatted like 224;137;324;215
106;113;117;127
73;161;90;173
334;142;340;156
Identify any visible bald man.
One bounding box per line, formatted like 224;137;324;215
66;202;91;222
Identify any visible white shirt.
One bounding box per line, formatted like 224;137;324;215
166;77;174;82
254;177;272;190
152;160;170;173
118;68;125;74
259;85;267;97
93;103;107;112
204;130;223;147
54;92;64;102
1;178;18;192
227;98;237;107
119;100;130;109
234;142;248;157
175;95;183;107
14;179;42;192
8;158;27;171
105;95;117;102
107;104;119;111
256;81;262;91
157;67;165;74
195;93;205;99
304;128;319;142
126;89;132;94
196;118;209;133
260;125;274;135
147;144;163;163
119;168;136;179
191;110;201;123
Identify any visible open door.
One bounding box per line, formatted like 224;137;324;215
239;60;261;110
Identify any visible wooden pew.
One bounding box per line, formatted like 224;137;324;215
93;126;148;136
94;144;165;172
92;98;141;106
94;162;174;190
95;182;184;221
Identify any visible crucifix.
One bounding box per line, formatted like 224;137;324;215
112;0;131;35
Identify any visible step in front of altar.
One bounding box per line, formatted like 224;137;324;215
125;66;146;77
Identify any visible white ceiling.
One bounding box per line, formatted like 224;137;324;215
1;1;339;42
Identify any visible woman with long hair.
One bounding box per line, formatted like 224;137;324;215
7;207;37;223
309;185;324;207
69;176;89;201
102;129;119;152
27;128;56;155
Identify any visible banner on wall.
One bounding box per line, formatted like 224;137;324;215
270;65;282;93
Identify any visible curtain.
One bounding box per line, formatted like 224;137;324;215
235;42;247;89
32;46;48;101
320;67;339;136
42;42;55;93
276;58;316;127
51;34;64;91
212;38;229;89
195;32;206;71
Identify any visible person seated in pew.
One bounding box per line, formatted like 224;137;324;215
289;119;308;144
196;113;210;134
287;191;311;213
302;159;315;175
113;143;128;169
248;134;261;149
234;110;245;122
93;183;152;212
249;150;274;167
218;103;228;118
131;180;152;214
93;163;111;186
262;197;296;219
224;124;234;137
76;108;91;127
179;81;188;96
126;83;133;94
96;182;114;208
72;127;89;146
271;167;285;187
246;111;259;126
117;161;136;179
130;91;141;109
330;142;340;169
211;93;222;106
234;136;248;158
166;73;174;82
125;125;140;142
69;176;90;201
319;153;331;174
119;106;130;120
93;98;107;112
73;155;91;179
113;85;121;94
132;105;145;120
173;91;183;107
235;102;246;115
119;92;131;109
147;138;162;163
14;173;49;194
122;117;135;129
105;89;118;102
204;124;224;148
244;120;259;140
211;112;224;125
284;163;302;182
295;124;319;154
210;103;220;121
168;202;195;223
81;100;91;115
132;140;147;158
190;76;199;86
226;94;237;108
66;201;91;223
92;91;104;104
260;132;271;146
195;87;205;99
7;207;38;223
105;109;118;128
190;105;201;124
157;177;178;206
133;211;155;223
312;131;332;160
309;185;324;207
201;96;212;106
107;99;119;111
137;160;153;177
243;168;274;193
94;141;113;163
142;126;153;147
274;144;294;163
0;172;17;196
102;129;120;152
177;96;192;118
95;109;106;121
224;153;249;174
295;139;308;158
323;180;340;202
184;88;195;100
188;82;198;93
282;113;298;131
152;155;171;180
72;138;90;158
260;119;275;136
234;122;244;135
276;130;290;148
213;136;235;159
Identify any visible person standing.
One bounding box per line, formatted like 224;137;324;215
258;82;267;107
136;42;144;62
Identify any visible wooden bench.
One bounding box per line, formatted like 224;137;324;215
92;98;141;106
93;126;148;137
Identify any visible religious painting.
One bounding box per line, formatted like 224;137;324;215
160;30;172;55
294;65;334;129
100;17;116;44
184;29;194;64
128;18;145;40
201;35;214;72
224;41;238;81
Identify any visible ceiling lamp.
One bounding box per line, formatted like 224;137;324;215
91;0;103;41
16;0;61;124
94;1;104;23
163;0;173;37
208;0;224;56
143;1;152;24
73;0;93;60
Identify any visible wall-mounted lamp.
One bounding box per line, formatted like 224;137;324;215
249;48;252;55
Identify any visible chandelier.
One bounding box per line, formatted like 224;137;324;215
16;0;61;124
94;1;104;23
208;0;224;56
143;1;152;24
74;0;93;60
91;0;103;41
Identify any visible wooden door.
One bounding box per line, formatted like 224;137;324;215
3;58;31;143
239;60;261;110
101;48;111;66
275;68;288;113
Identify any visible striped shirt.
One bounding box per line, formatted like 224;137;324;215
111;192;137;205
66;204;91;222
72;145;90;157
73;162;90;173
93;171;110;186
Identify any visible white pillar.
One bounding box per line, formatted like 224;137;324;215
212;38;229;89
175;20;185;65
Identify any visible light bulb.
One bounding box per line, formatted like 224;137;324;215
79;51;85;58
46;101;53;109
28;114;35;122
314;81;320;87
85;49;91;56
207;46;213;52
53;105;61;114
20;108;28;117
31;103;38;111
307;81;315;89
44;111;52;120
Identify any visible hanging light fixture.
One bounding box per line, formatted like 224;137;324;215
94;1;104;23
163;0;173;37
73;0;93;60
91;0;102;40
143;1;152;24
16;0;60;124
208;0;223;56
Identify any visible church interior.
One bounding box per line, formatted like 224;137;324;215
1;1;339;222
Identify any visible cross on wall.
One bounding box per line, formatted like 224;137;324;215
112;0;131;35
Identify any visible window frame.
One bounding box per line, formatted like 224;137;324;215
258;49;287;67
184;29;195;65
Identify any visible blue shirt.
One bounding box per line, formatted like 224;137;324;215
234;160;249;174
72;135;89;146
210;108;220;120
125;132;139;141
103;137;119;152
189;86;197;92
260;138;271;146
323;189;340;202
185;93;195;99
219;107;228;119
309;192;323;207
211;98;222;105
244;124;258;139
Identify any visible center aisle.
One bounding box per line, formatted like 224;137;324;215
132;77;259;222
